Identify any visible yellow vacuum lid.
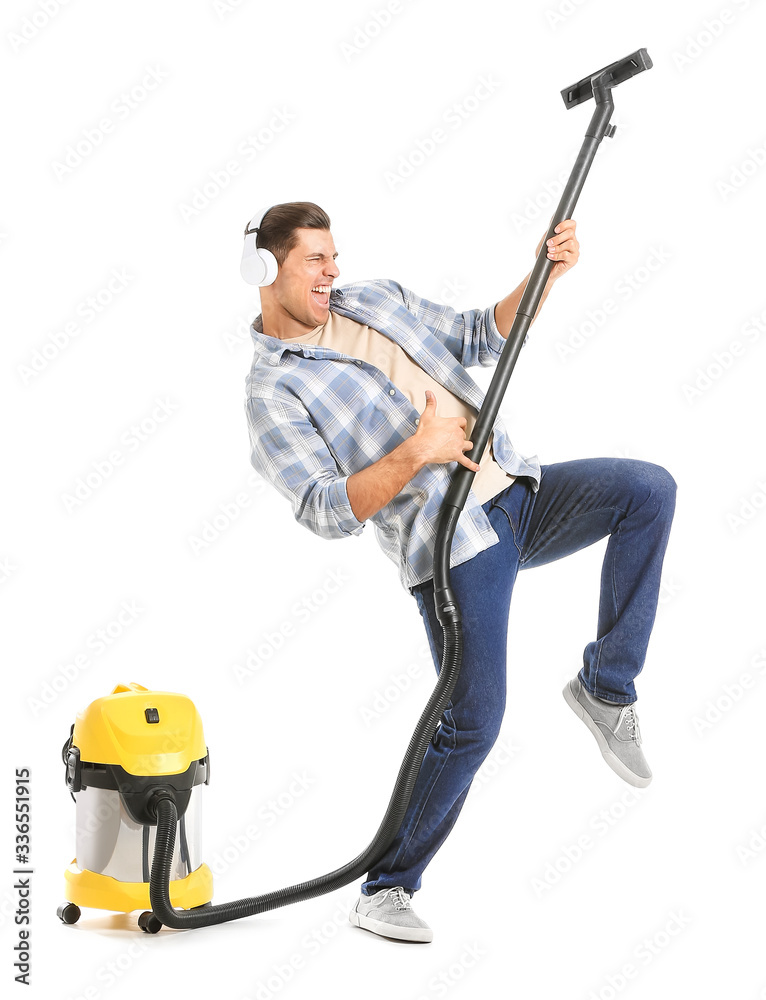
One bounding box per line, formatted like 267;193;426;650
73;683;207;776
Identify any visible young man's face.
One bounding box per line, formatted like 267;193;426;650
271;227;340;331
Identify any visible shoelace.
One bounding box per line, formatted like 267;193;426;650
384;887;412;910
618;705;642;745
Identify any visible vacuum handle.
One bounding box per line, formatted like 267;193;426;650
561;48;652;109
437;49;653;526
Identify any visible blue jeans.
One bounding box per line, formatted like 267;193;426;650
361;457;677;896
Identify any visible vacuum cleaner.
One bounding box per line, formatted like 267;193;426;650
58;49;653;933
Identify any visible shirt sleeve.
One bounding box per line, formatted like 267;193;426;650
373;278;529;368
245;393;366;540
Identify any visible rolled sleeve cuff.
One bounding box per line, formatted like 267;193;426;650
327;475;366;537
488;302;529;356
486;302;506;357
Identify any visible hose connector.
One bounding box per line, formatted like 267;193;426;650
434;586;462;626
146;787;177;823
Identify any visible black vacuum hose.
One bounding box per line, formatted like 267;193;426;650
149;542;464;928
148;51;643;927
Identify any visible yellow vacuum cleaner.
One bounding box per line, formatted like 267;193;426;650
58;683;213;933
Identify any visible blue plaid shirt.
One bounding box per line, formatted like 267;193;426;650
244;278;541;591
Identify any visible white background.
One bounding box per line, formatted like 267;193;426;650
3;0;765;997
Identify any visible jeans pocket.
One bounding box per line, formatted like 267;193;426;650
489;495;523;561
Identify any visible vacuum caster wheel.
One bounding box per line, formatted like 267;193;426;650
57;903;81;925
138;911;162;934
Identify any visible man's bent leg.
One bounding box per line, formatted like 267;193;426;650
495;457;677;704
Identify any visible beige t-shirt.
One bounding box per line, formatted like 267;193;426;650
283;310;515;505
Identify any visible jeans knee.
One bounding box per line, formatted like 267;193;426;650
439;703;504;760
629;460;676;508
464;711;504;759
648;463;677;506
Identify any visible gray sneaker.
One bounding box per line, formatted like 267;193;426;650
563;676;652;788
349;886;433;943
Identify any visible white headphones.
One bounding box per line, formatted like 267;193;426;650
240;205;279;286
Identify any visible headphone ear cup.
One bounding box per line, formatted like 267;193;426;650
240;244;278;286
240;246;263;285
258;247;279;286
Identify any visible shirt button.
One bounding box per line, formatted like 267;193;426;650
415;417;420;425
355;360;362;366
388;388;396;396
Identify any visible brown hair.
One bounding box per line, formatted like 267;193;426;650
255;201;331;267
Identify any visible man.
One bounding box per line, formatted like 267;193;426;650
244;202;676;943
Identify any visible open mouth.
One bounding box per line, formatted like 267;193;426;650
311;285;331;305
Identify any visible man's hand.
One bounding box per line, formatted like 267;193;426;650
346;390;479;523
410;391;480;472
494;218;580;338
536;217;579;281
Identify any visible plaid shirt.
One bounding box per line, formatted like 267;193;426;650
244;278;541;591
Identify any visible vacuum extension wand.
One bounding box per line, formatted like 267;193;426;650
147;48;653;931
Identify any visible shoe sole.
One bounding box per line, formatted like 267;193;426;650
349;907;433;943
562;681;652;789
